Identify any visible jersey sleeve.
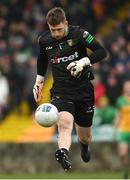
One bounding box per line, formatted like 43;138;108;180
37;36;48;76
78;28;107;64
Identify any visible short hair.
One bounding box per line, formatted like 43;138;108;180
46;7;66;26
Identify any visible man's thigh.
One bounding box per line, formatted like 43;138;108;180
51;96;75;116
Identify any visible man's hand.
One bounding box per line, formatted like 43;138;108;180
33;82;43;102
67;57;91;78
33;75;44;102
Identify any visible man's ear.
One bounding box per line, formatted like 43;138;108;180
65;20;68;26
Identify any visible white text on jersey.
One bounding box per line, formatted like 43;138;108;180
51;52;79;64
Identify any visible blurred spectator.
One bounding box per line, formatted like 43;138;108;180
105;74;122;106
96;96;116;125
92;0;106;22
0;69;9;121
115;80;130;179
23;57;37;114
93;74;106;107
122;11;130;41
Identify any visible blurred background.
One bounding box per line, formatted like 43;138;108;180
0;0;130;178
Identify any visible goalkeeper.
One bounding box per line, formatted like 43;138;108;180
33;7;107;171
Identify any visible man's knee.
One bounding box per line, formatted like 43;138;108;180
58;112;74;131
58;121;72;131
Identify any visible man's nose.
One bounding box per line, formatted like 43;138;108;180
54;31;60;36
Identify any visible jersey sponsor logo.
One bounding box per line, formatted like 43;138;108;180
51;51;79;64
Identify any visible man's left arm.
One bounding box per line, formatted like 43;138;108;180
79;29;107;63
67;30;107;77
87;38;107;64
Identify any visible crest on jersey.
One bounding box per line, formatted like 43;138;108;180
67;39;73;46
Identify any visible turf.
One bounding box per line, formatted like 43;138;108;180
0;171;124;179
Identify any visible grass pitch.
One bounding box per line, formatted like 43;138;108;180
0;171;124;179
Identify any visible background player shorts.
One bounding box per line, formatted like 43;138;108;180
118;132;130;144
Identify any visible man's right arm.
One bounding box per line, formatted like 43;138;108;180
33;37;48;102
37;43;48;77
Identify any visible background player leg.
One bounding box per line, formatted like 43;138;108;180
118;142;129;179
75;124;92;162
